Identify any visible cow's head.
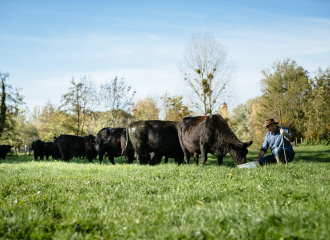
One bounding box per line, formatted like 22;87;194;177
94;138;105;152
228;141;253;165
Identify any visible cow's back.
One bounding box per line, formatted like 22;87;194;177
0;145;12;160
129;120;180;153
128;120;183;165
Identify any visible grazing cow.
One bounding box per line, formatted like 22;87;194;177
57;134;97;162
95;128;134;164
177;115;253;165
52;138;61;160
45;142;54;160
33;140;46;160
126;120;184;165
0;145;13;160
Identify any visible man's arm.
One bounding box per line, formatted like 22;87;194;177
280;128;293;142
254;150;266;162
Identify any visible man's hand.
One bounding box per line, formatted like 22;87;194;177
254;150;266;162
280;128;293;141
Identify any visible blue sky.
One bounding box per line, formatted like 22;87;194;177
1;0;329;113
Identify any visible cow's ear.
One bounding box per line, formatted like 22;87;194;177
90;139;95;144
244;141;253;148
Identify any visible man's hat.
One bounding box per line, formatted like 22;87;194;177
262;118;279;127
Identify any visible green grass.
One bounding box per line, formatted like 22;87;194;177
1;146;330;239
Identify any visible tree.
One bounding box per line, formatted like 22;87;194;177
99;76;136;127
161;93;192;121
180;32;236;115
229;97;264;147
260;59;311;136
33;102;74;141
1;110;38;154
0;72;24;139
301;67;330;141
216;102;229;121
61;76;97;136
133;96;159;121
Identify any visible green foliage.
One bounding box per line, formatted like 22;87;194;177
161;93;192;121
301;67;330;141
100;109;134;128
32;103;75;141
0;72;24;140
260;58;310;135
0;146;330;239
230;59;330;146
133;96;160;121
60;76;97;136
1;110;38;153
230;97;264;148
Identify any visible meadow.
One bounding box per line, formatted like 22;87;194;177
0;145;330;239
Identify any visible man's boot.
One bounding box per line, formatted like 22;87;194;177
275;156;285;164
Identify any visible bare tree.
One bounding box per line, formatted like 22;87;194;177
61;76;97;136
99;76;136;127
180;32;236;115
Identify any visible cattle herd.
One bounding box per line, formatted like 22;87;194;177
0;115;253;166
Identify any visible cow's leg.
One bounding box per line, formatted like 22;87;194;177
201;145;208;166
194;153;199;165
40;153;44;160
180;146;190;165
124;151;134;164
62;152;70;162
184;154;190;165
136;154;142;165
109;155;115;165
137;146;149;165
34;150;38;160
214;151;223;165
142;148;149;164
99;150;105;163
174;155;183;165
217;156;223;165
176;155;184;165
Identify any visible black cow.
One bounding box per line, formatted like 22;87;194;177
45;142;54;160
0;145;13;160
57;134;98;162
33;140;46;160
177;115;253;165
52;138;61;160
126;120;184;165
95;128;134;164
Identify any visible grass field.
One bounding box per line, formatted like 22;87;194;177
1;146;330;239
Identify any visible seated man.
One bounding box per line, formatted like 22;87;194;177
254;118;295;166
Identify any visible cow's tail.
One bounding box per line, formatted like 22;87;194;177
121;126;130;156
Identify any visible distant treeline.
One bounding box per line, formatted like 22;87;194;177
1;58;329;152
229;59;330;147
